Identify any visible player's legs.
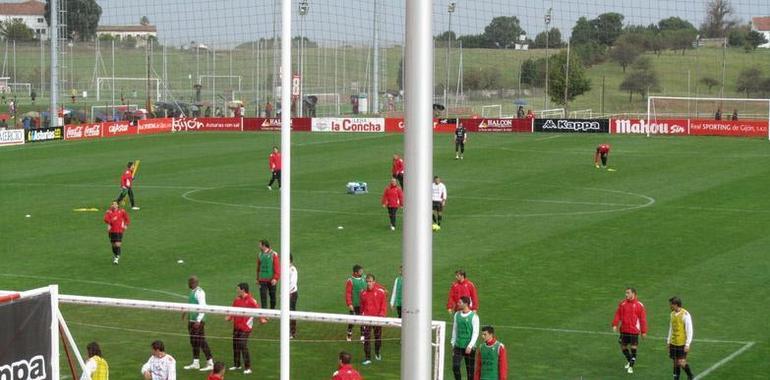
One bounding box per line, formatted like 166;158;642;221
240;331;252;369
459;142;465;155
289;292;298;337
451;347;463;380
464;348;475;379
629;342;638;367
127;187;136;208
268;283;277;309
198;322;213;361
374;326;383;357
396;173;404;188
362;326;372;360
455;141;461;158
396;306;402;318
388;207;398;228
601;153;608;167
115;187;128;203
355;306;364;337
680;358;693;379
258;282;269;308
276;170;282;188
189;322;200;359
109;233;122;263
347;310;354;339
231;330;241;368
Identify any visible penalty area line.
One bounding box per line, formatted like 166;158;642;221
693;341;756;379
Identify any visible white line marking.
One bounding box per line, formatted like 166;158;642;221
694;342;756;379
2;182;207;190
0;273;185;299
491;324;752;344
535;134;563;141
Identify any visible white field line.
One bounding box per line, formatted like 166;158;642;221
0;273;185;299
693;342;756;379
534;134;563;141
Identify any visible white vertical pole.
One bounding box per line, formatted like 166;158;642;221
213;49;216;112
372;0;379;114
402;0;433;378
49;0;58;127
49;285;60;380
111;40;115;120
40;38;44;97
279;0;292;378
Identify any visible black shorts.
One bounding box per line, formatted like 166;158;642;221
669;345;687;360
108;232;123;242
432;201;443;211
618;333;639;346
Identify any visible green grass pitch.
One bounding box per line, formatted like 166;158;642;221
1;132;769;379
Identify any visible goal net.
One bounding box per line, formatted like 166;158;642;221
537;108;566;118
648;96;770;122
481;105;502;118
306;93;341;116
54;292;446;380
96;77;161;102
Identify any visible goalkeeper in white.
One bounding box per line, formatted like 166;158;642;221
432;176;447;230
141;340;176;380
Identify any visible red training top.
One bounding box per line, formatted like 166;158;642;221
207;374;223;380
332;364;363;380
230;293;260;332
612;297;648;335
121;168;134;188
269;152;282;171
345;273;363;307
104;208;130;233
381;184;404;208
447;279;479;311
360;283;388;317
596;144;610;154
391;157;404;176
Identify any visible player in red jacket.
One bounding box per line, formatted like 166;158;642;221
225;283;263;375
103;201;130;264
359;274;387;365
595;144;610;169
267;146;282;190
447;269;479;314
611;287;648;374
391;154;404;188
381;178;404;231
115;161;139;210
332;351;362;380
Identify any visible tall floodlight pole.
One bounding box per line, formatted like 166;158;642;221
49;0;58;127
544;7;552;111
371;0;379;114
279;0;292;378
402;0;433;378
298;0;309;117
444;2;455;117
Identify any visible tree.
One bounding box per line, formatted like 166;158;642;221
533;28;562;49
590;12;625;46
746;30;769;50
662;29;697;55
45;0;102;41
573;41;607;66
547;51;592;105
699;76;720;93
610;40;642;72
0;19;36;41
619;57;660;101
520;58;544;87
457;33;492;49
736;67;764;96
658;17;696;32
464;66;503;90
483;16;525;48
701;0;735;38
570;17;594;45
140;16;150;26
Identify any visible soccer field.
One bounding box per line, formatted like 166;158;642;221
1;132;769;379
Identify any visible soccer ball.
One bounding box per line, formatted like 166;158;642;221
432;224;440;232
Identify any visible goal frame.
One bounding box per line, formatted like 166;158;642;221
648;96;770;140
7;82;31;96
481;104;502;118
96;77;161;102
306;92;342;115
537;108;566;118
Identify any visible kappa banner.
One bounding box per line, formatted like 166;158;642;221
534;119;609;133
0;294;52;380
171;117;242;132
689;119;769;137
0;129;24;146
312;118;385;133
612;119;688;135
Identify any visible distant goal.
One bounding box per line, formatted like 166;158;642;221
648;96;770;122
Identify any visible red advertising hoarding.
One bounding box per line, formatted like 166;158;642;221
137;118;172;135
170;118;242;132
243;117;312;132
64;124;102;140
689;119;768;137
103;121;137;137
611;119;688;135
462;118;532;133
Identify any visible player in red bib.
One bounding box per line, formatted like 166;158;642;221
595;144;610;169
267;146;282;190
391;154;404;188
115;162;139;210
103;201;130;264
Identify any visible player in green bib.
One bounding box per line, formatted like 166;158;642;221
451;296;479;380
390;265;403;318
182;276;214;371
473;325;508;380
345;264;367;341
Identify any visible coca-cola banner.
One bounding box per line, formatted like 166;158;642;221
0;293;53;380
462;118;532;133
103;121;136;137
534;119;610;133
689;119;768;137
312;118;385;133
611;119;688;135
137;118;172;135
243;118;312;132
64;124;102;140
171;117;242;132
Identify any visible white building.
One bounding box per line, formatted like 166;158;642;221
751;17;770;48
96;25;157;47
0;0;48;40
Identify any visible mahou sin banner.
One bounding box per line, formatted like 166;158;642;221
611;119;688;135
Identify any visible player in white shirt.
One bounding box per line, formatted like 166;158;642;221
141;340;176;380
431;176;447;230
289;254;298;338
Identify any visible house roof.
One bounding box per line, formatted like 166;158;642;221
97;25;158;33
0;0;45;16
752;17;770;32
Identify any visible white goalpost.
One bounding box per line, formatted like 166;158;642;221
648;96;770;140
537;108;566;118
481;104;502;118
96;77;161;102
306;92;342;115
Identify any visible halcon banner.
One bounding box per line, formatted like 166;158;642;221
0;294;52;380
534;119;609;133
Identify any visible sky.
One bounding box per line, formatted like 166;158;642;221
93;0;770;48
